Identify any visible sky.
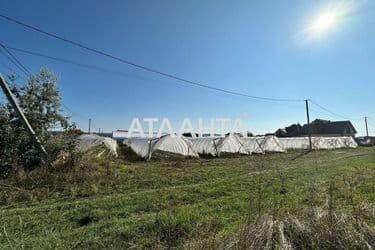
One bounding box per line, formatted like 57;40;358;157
0;0;374;135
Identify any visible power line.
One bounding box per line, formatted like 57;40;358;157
367;116;375;124
0;46;29;77
3;44;308;106
2;44;156;82
4;43;262;100
369;123;375;130
366;117;375;128
4;43;291;133
61;103;96;132
6;44;126;73
0;43;31;75
0;13;303;103
0;59;34;87
309;99;351;120
3;46;357;131
0;46;92;127
0;49;32;86
61;103;90;121
0;57;16;73
307;105;319;115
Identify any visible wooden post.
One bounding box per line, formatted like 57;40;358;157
0;74;48;157
305;99;312;151
88;118;92;134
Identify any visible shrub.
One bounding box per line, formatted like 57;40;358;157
0;68;79;172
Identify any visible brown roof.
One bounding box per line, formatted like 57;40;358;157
302;119;357;135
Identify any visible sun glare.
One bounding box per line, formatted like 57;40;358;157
296;0;365;42
312;11;336;34
296;8;340;42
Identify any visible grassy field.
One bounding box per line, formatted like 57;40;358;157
0;147;374;249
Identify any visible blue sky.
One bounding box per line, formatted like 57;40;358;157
0;0;374;135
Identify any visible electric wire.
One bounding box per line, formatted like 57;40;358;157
0;46;29;77
1;13;370;131
0;48;93;128
0;13;303;103
309;99;351;120
1;44;161;83
0;43;31;75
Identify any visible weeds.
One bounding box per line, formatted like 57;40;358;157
0;147;374;248
0;146;119;205
192;179;375;249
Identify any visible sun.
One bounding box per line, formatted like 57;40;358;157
297;7;341;41
295;1;365;43
311;11;336;34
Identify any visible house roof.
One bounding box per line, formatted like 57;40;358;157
302;119;357;135
275;123;302;137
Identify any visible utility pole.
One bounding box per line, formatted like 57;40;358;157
305;99;312;151
88;118;91;134
365;116;369;138
0;74;48;158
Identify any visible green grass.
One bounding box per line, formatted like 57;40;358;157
0;148;374;249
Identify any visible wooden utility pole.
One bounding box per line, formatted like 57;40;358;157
0;74;48;157
305;99;312;151
88;118;92;134
365;116;369;138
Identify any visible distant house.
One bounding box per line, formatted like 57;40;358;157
302;119;357;137
275;119;357;137
275;124;302;137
